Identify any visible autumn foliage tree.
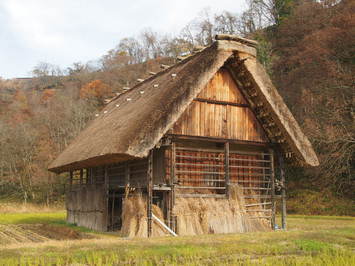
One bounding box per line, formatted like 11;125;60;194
266;0;355;199
79;80;111;102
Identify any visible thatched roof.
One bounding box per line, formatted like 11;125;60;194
49;37;319;173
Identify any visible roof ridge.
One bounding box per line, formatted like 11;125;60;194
106;43;216;104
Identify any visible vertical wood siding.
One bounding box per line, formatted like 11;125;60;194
172;69;268;142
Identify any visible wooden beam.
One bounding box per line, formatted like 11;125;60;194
215;34;258;47
85;168;89;184
111;190;115;231
169;134;269;147
176;186;226;190
279;153;287;230
225;142;230;198
176;194;226;199
176;170;270;177
153;185;171;191
104;165;109;232
69;171;73;191
231;180;271;184
79;169;83;185
147;150;153;237
269;149;276;230
125;162;130;186
245;202;272;207
170;142;176;232
194;98;249;108
216;40;257;56
244;195;273;199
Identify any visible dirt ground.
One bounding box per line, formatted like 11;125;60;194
0;224;94;245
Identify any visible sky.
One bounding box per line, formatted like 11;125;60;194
0;0;246;78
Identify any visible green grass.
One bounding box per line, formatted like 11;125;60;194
0;212;66;225
0;212;354;265
0;211;96;233
287;214;354;220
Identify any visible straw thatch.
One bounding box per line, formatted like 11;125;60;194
120;185;270;237
174;185;270;235
49;37;318;173
120;193;168;238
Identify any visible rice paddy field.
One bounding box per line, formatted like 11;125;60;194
0;206;354;265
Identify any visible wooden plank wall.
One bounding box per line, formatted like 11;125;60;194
172;68;268;142
87;159;149;188
66;184;106;231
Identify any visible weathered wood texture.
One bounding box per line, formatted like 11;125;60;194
66;184;107;231
172;145;272;191
172;69;268;142
88;159;148;188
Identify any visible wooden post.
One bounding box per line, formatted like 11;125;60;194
269;149;276;230
104;165;109;231
85;168;89;184
104;166;109;188
224;142;230;198
88;168;92;184
80;169;83;185
69;171;73;191
279;154;287;230
111;190;115;231
125;162;130;187
170;142;176;232
147;150;153;237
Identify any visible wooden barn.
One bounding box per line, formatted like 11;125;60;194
48;35;319;237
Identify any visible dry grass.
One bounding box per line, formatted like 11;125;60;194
0;202;64;214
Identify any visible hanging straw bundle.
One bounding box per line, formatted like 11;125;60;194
120;193;168;238
121;185;270;237
173;185;271;235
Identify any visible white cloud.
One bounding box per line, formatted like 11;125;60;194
0;0;245;78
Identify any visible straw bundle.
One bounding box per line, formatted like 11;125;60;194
120;193;168;238
174;185;271;235
121;185;270;237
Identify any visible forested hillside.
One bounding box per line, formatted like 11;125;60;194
0;0;353;214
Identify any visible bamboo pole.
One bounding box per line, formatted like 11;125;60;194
152;214;177;237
